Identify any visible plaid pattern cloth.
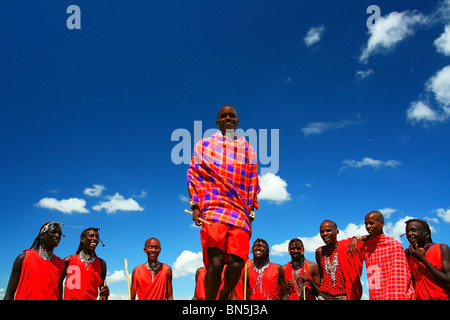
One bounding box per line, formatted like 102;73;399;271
187;131;260;231
362;234;413;300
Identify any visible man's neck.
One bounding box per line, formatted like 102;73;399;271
80;248;95;258
290;257;305;269
253;258;269;269
325;242;337;251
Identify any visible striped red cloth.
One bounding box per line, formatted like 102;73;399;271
362;234;414;300
187;131;260;231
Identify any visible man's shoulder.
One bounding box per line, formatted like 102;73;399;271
194;132;219;147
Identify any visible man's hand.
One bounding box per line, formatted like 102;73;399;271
409;243;426;262
193;207;202;226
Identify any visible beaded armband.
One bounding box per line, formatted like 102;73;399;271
189;200;198;210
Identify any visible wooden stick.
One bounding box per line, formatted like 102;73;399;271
99;279;107;300
124;258;131;300
243;259;249;300
303;283;306;301
184;209;212;226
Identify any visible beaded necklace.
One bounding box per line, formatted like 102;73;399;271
145;261;161;281
324;245;339;286
79;251;96;270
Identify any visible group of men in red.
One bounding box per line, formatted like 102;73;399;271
4;105;449;300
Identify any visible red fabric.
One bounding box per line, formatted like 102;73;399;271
195;267;207;300
284;262;315;300
195;267;230;300
132;263;168;300
318;239;363;300
200;221;251;268
15;249;65;300
408;243;450;300
187;132;260;231
319;245;347;297
339;238;363;300
64;254;102;300
249;262;281;300
234;264;247;300
362;234;413;300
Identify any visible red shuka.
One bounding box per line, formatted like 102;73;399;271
338;238;364;300
249;262;281;300
284;262;315;300
132;263;168;300
64;254;103;300
408;243;450;300
15;250;65;300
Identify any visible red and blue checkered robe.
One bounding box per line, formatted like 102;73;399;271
362;234;414;300
187;131;260;231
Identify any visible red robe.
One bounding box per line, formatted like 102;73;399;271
132;263;168;300
362;234;413;300
284;261;315;300
15;249;65;300
194;267;231;300
249;262;280;300
64;254;103;300
408;243;450;300
195;267;207;300
338;238;363;300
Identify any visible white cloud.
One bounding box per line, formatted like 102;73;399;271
354;69;374;82
258;172;291;204
340;157;402;172
427;65;450;107
378;207;397;219
35;197;89;214
178;193;189;203
304;25;326;47
406;101;440;123
436;208;450;223
434;25;450;56
359;10;428;63
172;250;203;278
301;118;365;137
92;193;144;214
385;215;416;243
407;65;450;124
84;184;106;197
107;270;127;283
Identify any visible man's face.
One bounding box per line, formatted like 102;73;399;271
41;224;62;249
252;240;268;260
82;230;100;252
288;241;304;261
320;222;338;246
216;105;239;135
406;222;426;247
365;213;384;237
144;238;161;262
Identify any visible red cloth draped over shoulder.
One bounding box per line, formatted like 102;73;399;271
249;262;280;300
64;254;102;300
338;238;364;300
284;262;315;300
15;249;65;300
133;263;168;300
408;243;450;300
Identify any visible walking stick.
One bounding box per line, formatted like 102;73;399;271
124;258;131;300
99;279;107;300
243;259;250;300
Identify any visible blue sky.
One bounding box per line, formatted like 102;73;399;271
1;0;450;300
